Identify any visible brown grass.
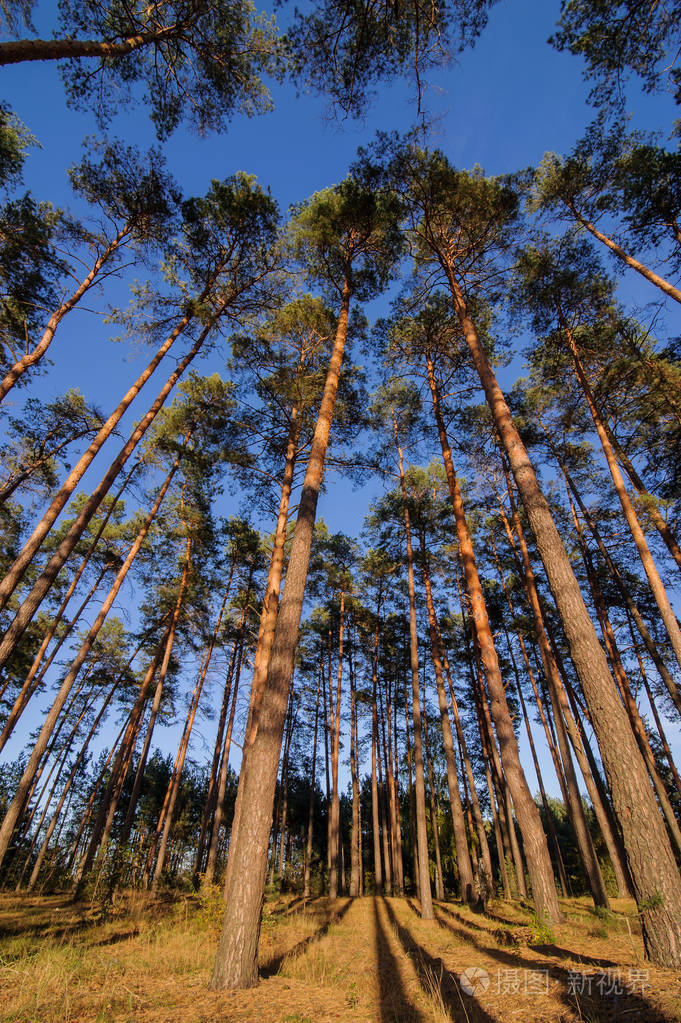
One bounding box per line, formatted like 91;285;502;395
0;890;679;1022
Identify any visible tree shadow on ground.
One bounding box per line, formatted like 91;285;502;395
262;896;354;976
373;897;424;1023
383;898;499;1022
429;901;671;1022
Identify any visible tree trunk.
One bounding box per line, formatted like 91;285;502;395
211;279;353;990
0;322;210;667
303;669;321;899
426;352;558;921
328;590;345;901
0;457;180;870
0;562;110;753
422;682;445;901
0;226;131;401
348;626;361;898
370;594;384;893
446;274;681;966
0;27;177;65
495;476;610;909
0;458;140;710
206;610;248;883
563;317;681;675
418;532;474;902
394;421;433;919
221;406;301;895
568;203;681;305
27;678;119;891
547;431;681;718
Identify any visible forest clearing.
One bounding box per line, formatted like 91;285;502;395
1;1;681;1021
3;890;681;1023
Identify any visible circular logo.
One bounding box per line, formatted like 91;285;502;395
460;966;490;996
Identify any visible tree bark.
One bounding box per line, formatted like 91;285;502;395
426;352;559;921
418;532;474;902
370;591;385;893
562;316;681;675
0;26;179;65
328;589;345;901
567;203;681;305
348;625;361;897
0;456;180;870
0;226;131;401
211;279;353;990
394;422;433;919
445;274;681;966
0;321;210;668
303;669;321;899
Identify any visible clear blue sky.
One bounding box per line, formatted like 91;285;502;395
2;0;679;799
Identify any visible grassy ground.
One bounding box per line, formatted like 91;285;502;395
0;889;680;1022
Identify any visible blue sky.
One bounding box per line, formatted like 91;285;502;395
2;0;679;801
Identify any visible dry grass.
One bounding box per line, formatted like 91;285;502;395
0;891;680;1022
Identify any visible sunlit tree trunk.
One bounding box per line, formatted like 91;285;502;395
445;275;681;965
303;669;321;899
418;531;474;902
394;420;433;918
211;278;353;990
0;458;181;871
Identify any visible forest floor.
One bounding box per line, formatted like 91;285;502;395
0;888;680;1022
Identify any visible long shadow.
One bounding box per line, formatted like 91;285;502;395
429;902;501;937
262;896;355;977
373;896;424;1023
384;898;499;1022
432;904;671;1022
91;928;142;947
532;943;620;970
266;894;309;918
436;901;624;968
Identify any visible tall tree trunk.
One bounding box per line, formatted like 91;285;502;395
220;407;301;895
493;484;632;896
445;276;681;966
0;27;180;65
206;611;248;883
512;661;569;899
0;320;211;667
348;626;361;898
78;527;191;889
547;434;681;718
0;456;181;870
196;644;238;879
494;475;609;909
211;278;352;989
0;225;132;401
426;353;558;920
418;532;474;902
606;425;681;574
403;674;419;899
562;316;681;674
370;593;385;894
422;681;445;901
328;590;345;900
0;562;110;753
303;669;321;899
632;620;681;795
435;612;494;895
0;287;213;613
566;202;681;305
394;421;433;919
577;530;681;859
0;458;139;712
26;678;120;891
